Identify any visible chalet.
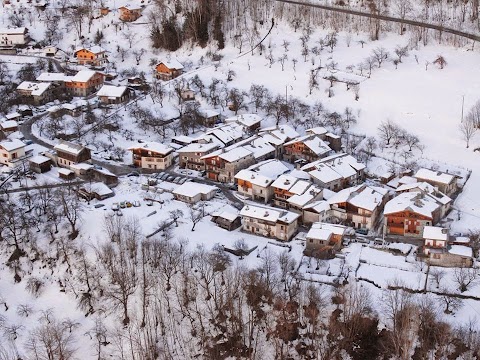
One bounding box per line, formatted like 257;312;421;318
172;182;218;204
74;46;108;67
259;124;300;158
171;135;195;148
199;109;220;127
177;142;219;171
421;226;473;267
78;182;114;201
396;181;452;218
286;185;323;215
240;204;300;241
225;114;262;133
0;139;26;167
305;222;347;257
328;184;389;230
128;142;174;170
306;127;342;152
304;153;366;191
302;200;331;225
119;5;143;22
0;27;27;46
36;72;71;91
28;155;51;173
384;192;444;237
234;159;292;203
16;81;53;105
283;135;333;164
62;103;81;117
272;174;312;208
413;168;457;196
66;70;104;97
155;59;184;81
54;140;91;168
242;137;276;162
204;123;245;147
180;88;195;102
202;146;255;183
97;85;132;104
91;167;118;186
43;46;57;56
0;120;18;133
211;211;241;231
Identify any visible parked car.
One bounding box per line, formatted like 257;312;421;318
126;201;133;208
111;203;119;211
146;199;153;206
133;200;141;207
119;201;126;208
24;140;33;145
94;204;105;209
355;228;369;236
166;176;175;182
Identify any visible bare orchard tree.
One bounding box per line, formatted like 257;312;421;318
228;88;249;115
459;113;478;148
433;55;447;69
453;267;479;292
249;84;270;113
372;47;390;68
378;120;401;146
57;187;84;239
189;202;207;231
394;45;409;63
467;99;480;127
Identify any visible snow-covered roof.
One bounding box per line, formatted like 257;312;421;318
5;112;21;120
259;132;285;146
81;182;113;196
0;139;24;151
119;5;142;10
0;27;26;35
158;58;184;70
70;70;99;83
306;126;328;136
285;135;332;156
247;159;291;179
54;140;87;156
240;204;299;224
173;182;217;198
287;185;322;207
29;155;50;164
272;174;298;191
70;163;94;171
260;124;300;144
0;120;18;129
396;181;452;205
423;226;448;241
414;168;454;185
172;135;195;144
328;185;386;212
199;109;220;118
37;72;70;82
218;147;252;162
289;179;312;195
58;168;74;176
384;192;441;218
97;85;127;98
75;45;105;54
242;137;275;159
17;81;51;96
302;153;365;173
177;142;219;153
235;169;274;187
304;200;330;213
214;211;239;222
205;123;244;146
309;166;343;184
225;114;262;127
128;142;173;155
306;222;346;240
62;103;78;110
387;175;418;189
448;245;473;258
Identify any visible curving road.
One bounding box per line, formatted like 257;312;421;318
276;0;480;42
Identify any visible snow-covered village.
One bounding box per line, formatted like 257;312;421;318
1;0;480;358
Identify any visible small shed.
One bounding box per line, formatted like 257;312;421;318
79;182;114;200
29;155;51;173
0;120;18;133
211;211;241;231
58;168;75;180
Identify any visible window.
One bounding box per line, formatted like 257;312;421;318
280;225;284;230
309;239;313;243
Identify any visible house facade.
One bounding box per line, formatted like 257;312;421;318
235;169;275;204
54;140;91;168
177;142;219;171
155;60;184;81
128;142;173;170
0;139;26;167
74;46;108;67
97;85;132;104
202;147;255;183
283;135;332;164
66;70;104;97
240;204;299;241
16;81;53;105
384;192;442;237
172;182;217;204
0;27;27;46
305;222;347;256
414;168;457;196
119;6;142;21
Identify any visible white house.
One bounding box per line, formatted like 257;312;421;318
0;27;27;46
0;139;26;167
172;182;218;204
128;142;174;170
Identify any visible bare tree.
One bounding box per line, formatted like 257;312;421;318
459;113;477;148
453;267;479;292
394;45;409;63
433;55;447;69
378;120;401;145
372;47;390;68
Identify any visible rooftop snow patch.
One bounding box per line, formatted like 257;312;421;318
97;85;127;98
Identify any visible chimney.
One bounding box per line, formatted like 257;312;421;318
251;174;255;179
264;211;269;217
284;179;290;185
441;228;448;234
